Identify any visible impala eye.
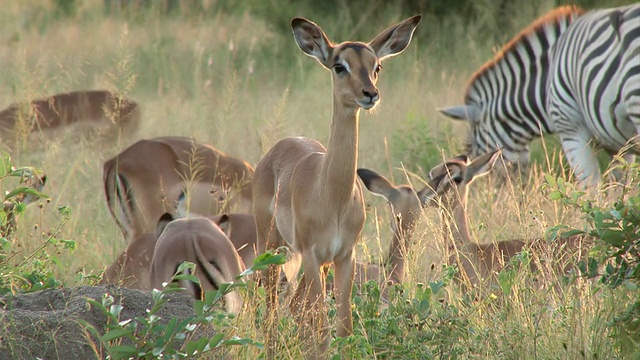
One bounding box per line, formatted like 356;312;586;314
333;64;346;74
374;64;382;74
453;176;463;184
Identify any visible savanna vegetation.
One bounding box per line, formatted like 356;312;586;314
0;0;638;358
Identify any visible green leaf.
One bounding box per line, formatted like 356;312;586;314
102;328;133;342
208;333;225;348
107;345;140;360
109;304;123;317
548;190;563;201
173;273;200;284
250;251;287;271
204;289;224;307
176;261;196;274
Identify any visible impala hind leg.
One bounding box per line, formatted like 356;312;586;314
254;207;284;357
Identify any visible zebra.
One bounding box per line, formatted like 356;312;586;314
439;5;640;187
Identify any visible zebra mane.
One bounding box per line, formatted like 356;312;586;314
464;5;585;99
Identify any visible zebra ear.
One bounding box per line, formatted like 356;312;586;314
439;105;480;122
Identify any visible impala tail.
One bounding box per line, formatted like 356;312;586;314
103;161;137;240
150;216;246;314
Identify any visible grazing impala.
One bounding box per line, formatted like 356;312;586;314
253;15;420;356
103;136;253;243
361;150;586;290
101;212;257;290
0;90;140;142
177;191;258;267
100;214;173;289
149;214;246;314
424;151;534;287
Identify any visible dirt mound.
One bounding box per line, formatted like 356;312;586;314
0;285;194;359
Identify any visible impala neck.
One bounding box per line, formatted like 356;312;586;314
321;98;360;205
442;187;472;251
386;225;411;284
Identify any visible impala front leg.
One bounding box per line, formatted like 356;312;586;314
292;253;328;358
333;251;356;338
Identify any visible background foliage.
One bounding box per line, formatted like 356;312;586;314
1;0;638;358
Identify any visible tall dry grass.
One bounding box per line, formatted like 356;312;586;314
1;0;637;357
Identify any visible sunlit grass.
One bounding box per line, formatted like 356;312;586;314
1;0;638;358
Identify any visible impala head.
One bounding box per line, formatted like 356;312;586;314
4;171;47;208
423;150;502;208
291;15;421;111
357;169;424;238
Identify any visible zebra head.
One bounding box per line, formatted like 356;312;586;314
439;104;531;173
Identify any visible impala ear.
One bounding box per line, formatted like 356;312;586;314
368;15;421;61
451;154;469;164
156;213;174;239
466;150;501;182
439;105;480;122
175;190;188;218
357;168;400;201
215;214;231;235
291;17;333;68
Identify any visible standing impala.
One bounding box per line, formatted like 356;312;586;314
253;16;420;356
103;136;253;243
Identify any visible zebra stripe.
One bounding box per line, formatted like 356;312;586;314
547;5;640;185
440;5;640;186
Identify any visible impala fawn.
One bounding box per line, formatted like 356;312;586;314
359;150;586;292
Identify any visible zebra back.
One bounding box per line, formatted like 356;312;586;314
545;4;640;185
440;6;584;165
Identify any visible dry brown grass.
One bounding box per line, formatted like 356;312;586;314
1;1;636;358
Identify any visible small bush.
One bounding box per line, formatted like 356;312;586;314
544;167;640;355
83;252;286;359
0;152;74;295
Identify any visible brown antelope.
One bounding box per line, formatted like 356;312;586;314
100;212;256;290
149;215;246;314
360;150;586;290
1;172;47;238
103;136;254;243
100;214;173;290
354;168;426;288
0;90;140;142
177;190;258;267
253;15;420;356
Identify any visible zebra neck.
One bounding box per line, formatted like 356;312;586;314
465;7;582;137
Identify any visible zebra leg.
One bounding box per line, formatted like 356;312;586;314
557;129;602;188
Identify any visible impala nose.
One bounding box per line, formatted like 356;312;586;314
363;89;379;103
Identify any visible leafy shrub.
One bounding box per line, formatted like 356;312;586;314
332;265;469;358
0;152;74;295
83;252;286;359
544;167;640;355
